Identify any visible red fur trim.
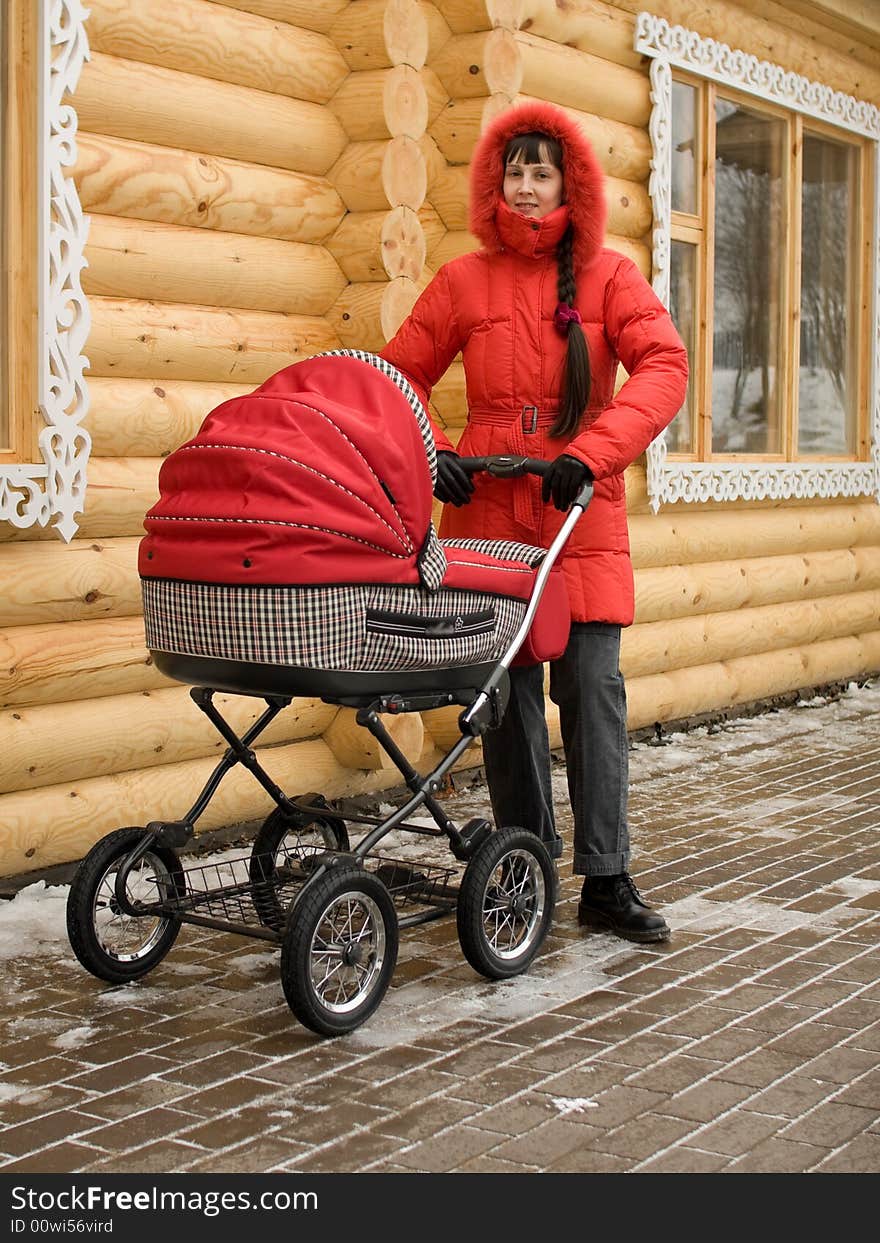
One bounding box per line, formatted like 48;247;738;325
469;101;607;272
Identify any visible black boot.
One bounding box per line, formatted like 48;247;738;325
578;872;670;943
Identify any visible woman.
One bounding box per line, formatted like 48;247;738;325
380;101;688;943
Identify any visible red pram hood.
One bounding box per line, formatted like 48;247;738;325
139;352;441;588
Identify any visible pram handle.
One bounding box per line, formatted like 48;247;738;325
456;454;550;478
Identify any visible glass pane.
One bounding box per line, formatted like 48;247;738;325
711;98;785;454
0;1;7;450
668;240;696;452
671;81;698;215
799;134;859;454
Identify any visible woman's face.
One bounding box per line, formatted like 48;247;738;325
502;149;564;219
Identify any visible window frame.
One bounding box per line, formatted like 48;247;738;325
0;0;91;541
635;11;880;512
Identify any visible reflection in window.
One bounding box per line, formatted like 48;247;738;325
799;135;858;454
669;240;696;451
671;81;698;215
711;99;785;454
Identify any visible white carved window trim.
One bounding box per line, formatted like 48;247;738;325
635;11;880;512
0;0;90;541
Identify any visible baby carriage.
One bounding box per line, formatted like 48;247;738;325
65;350;593;1036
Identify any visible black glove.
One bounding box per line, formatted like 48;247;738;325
434;451;475;507
541;454;593;511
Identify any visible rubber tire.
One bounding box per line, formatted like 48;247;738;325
66;827;184;984
248;803;350;929
280;865;398;1037
456;827;556;980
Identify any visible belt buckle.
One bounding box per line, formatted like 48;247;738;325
521;405;538;434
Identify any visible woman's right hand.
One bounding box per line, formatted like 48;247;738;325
434;451;475;507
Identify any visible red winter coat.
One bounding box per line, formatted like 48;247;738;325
380;101;688;625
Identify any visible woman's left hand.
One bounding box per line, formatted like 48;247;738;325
541;454;593;511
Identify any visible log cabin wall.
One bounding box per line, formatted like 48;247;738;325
0;0;878;876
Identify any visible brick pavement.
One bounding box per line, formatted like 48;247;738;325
1;683;878;1174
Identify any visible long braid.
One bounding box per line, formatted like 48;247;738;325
552;224;591;439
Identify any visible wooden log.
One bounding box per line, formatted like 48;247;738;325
421;66;452;126
734;0;880;77
605;175;652;240
324;706;425;769
609;0;880;108
208;0;349;38
624;631;880;733
84;215;347;316
329;65;428;140
427;94;652;185
430;361;467;425
427;229;479;268
382;273;428;338
426;161;470;228
86;378;251;459
381;207;428;280
488;0;642;71
0;737;373;877
430;97;492;164
76;52;347;176
328;206;426;281
327;282;387;350
417;202;447;255
74;133;346;244
516;32;651;129
421;1;454;58
431;0;490;34
605;233;651;278
0;617;168;710
419;131;449;187
429;29;522;98
0;538;142;630
330;0;429;70
0;688;337;795
85;0;348;103
634;547;880;625
621;589;880;681
87;296;339;382
629;504;880;571
79;458;161;541
329;135;427;211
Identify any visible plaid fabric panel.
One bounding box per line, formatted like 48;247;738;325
441;537;547;567
318;349;437;483
144;580;370;668
143;578;527;673
417;525;448;591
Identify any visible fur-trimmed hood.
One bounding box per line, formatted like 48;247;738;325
469;100;607;272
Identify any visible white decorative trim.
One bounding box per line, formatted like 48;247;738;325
0;1;91;541
636;11;880;513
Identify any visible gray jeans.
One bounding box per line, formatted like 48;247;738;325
481;622;630;877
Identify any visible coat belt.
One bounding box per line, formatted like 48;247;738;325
468;406;558;530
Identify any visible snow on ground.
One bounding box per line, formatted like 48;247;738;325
1;678;876;969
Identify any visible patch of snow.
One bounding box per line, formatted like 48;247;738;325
51;1025;98;1051
550;1096;598;1114
0;881;69;960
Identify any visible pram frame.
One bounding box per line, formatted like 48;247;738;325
68;457;592;1035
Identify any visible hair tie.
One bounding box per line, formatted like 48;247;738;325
554;302;582;333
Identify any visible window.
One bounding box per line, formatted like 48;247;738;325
1;0;40;464
0;0;91;540
636;13;879;509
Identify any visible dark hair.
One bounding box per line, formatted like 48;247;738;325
503;131;591;440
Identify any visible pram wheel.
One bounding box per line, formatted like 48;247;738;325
456;827;556;980
280;865;398;1037
248;801;349;928
66;828;184;984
